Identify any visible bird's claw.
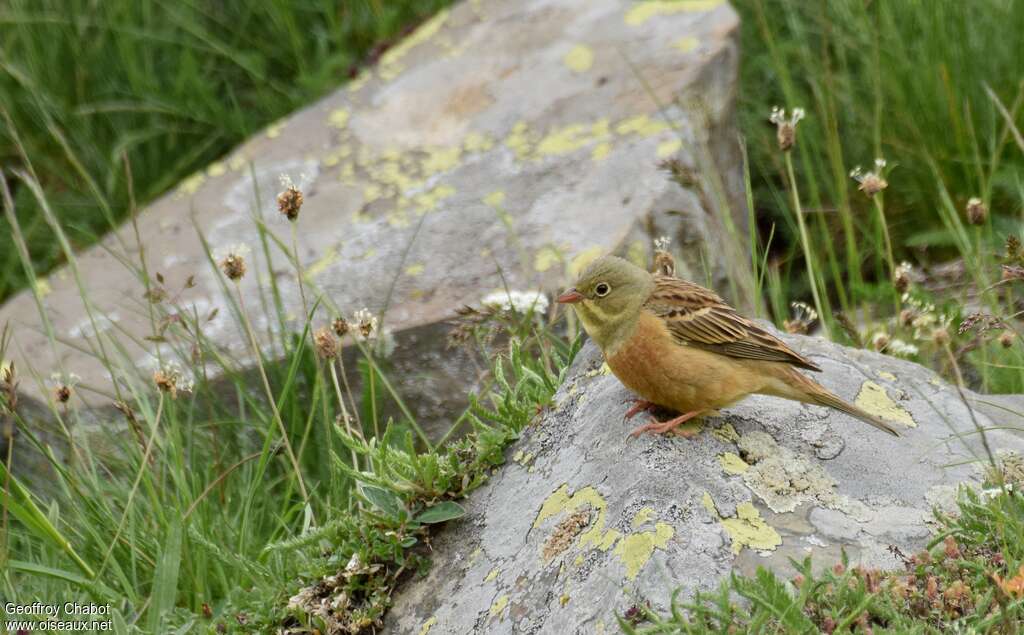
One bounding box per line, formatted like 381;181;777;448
627;410;705;439
622;399;655;421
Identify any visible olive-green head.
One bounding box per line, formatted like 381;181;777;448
557;255;654;351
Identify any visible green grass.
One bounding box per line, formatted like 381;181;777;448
0;0;453;304
733;0;1024;393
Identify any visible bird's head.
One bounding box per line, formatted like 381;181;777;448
557;255;654;350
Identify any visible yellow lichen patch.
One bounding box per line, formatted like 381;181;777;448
614;114;670;137
413;183;456;213
537;123;597;156
534;484;621;553
328;108;350;130
463;131;495;153
206;161;226;177
304;246;339;280
854;381;916;427
177;172;206;196
624;0;723;26
338;162;356;183
591;141;612;161
712;422;740;443
720;502;782;554
631;507;655;528
489;594;509;618
347;70;371;93
483;190;505;207
266;121;284;138
422;146;463;175
584;362;612;378
363;183;385;204
533;245;564;272
877;370;897;382
504;121;537;160
418;616;437;635
718;452;749;475
564;44;594;72
33;278;52;298
613;522;674;580
573;554;585;567
656;137;683;159
379;9;450;80
673;36;700;53
484;567;500;582
569;246;604;277
228;154;248;171
405;263;425;276
560;593;570;606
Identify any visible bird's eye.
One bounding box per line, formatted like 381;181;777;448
594;282;611;297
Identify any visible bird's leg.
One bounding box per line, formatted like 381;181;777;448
622;398;656;421
628;410;706;439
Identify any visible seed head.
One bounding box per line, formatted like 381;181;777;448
277;185;304;222
784;301;818;335
217;244;249;281
1000;331;1016;348
314;327;338;359
893;261;913;293
850;158;889;197
899;308;916;328
1006;235;1021;261
653;236;675;276
932;327;950;347
47;372;80;405
332;317;351;338
871;332;890;352
152;361;193;399
965;197;987;225
769;106;804;152
353;309;378;340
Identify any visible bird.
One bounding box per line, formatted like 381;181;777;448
557;255;901;439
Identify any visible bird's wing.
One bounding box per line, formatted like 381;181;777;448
644;275;822;371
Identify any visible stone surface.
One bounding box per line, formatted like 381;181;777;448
0;0;751;420
385;333;1024;634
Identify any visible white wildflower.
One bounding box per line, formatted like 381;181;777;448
481;289;549;315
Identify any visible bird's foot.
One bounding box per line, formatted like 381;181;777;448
628;410;705;439
622;398;656;421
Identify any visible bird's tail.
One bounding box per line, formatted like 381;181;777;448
767;367;901;437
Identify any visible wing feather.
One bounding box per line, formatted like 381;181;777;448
644;275;821;371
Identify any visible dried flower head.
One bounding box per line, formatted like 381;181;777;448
217;244;249;281
0;359;17;414
784;301;818;335
899;308;917;328
1006;235;1021;261
965;197;987;225
932;327;951;347
277;174;304;222
850;158;889;197
652;236;675;276
871;332;890;352
1000;331;1016;348
353;309;378;340
332;317;350;338
769;106;805;152
314;326;338;359
47;372;80;405
893;261;913;293
152;361;193;399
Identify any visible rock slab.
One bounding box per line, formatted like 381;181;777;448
386;332;1024;634
0;0;750;416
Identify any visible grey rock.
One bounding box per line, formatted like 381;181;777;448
385;333;1024;634
0;0;752;451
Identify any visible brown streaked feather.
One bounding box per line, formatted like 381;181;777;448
644;275;822;372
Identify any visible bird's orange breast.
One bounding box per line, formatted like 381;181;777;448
605;311;765;413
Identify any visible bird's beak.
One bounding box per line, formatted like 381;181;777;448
557;288;584;304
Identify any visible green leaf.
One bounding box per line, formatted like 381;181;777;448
414;501;466;524
360;485;405;519
148;518;183;633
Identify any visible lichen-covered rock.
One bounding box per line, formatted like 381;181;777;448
0;0;750;422
385;334;1024;634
